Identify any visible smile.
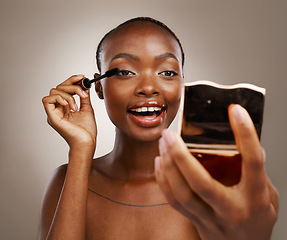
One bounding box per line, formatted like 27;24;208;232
127;102;166;127
129;107;163;116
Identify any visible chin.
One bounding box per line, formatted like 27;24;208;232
127;125;167;143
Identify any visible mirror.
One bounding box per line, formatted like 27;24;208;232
178;81;266;185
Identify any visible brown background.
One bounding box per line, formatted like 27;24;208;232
0;0;286;239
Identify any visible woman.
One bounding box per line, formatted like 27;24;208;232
39;17;278;240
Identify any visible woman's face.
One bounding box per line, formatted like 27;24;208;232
97;22;183;142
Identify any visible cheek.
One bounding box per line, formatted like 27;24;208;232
164;82;182;108
103;92;123;116
101;82;129;125
161;81;183;124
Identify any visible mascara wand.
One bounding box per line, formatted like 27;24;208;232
76;68;120;90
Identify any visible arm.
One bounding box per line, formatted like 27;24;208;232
155;104;279;240
38;75;97;240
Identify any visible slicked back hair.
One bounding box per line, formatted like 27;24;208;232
96;17;185;73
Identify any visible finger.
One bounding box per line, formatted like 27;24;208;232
50;88;78;111
79;90;93;112
42;95;68;123
42;94;68;112
60;74;85;86
158;139;215;222
266;178;279;214
155;156;205;224
160;129;230;212
56;84;89;99
228;104;266;198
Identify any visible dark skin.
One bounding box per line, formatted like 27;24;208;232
40;22;200;239
40;21;278;240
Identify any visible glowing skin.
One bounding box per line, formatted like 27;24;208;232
96;22;183;142
40;19;278;240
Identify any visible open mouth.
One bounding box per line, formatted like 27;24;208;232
127;104;166;127
128;106;165;118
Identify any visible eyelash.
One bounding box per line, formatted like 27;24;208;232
115;70;179;78
117;70;135;76
158;71;178;77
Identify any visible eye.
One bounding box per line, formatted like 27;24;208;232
159;71;178;77
117;70;135;76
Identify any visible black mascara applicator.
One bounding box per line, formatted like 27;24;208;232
76;68;120;90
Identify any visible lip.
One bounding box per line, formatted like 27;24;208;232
128;101;166;110
127;101;166;128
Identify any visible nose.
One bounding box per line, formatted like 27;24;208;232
135;74;159;97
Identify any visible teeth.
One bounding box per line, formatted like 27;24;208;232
131;107;162;112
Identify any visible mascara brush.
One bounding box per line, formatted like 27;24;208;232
76;68;120;90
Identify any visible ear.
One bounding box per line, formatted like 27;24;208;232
95;75;104;99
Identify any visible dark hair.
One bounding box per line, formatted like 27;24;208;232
96;17;185;73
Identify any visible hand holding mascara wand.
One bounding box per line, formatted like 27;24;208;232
76;68;120;90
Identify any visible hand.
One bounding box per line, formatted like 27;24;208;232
155;104;278;240
42;75;97;150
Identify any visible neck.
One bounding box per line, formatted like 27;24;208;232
107;129;160;182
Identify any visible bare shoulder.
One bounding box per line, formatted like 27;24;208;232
44;164;68;196
41;164;68;210
38;164;68;239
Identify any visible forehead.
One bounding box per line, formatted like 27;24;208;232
101;22;182;66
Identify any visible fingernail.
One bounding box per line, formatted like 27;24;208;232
82;90;88;98
159;137;167;154
231;104;245;123
162;129;175;146
154;156;163;177
63;99;68;105
155;156;162;171
74;103;78;111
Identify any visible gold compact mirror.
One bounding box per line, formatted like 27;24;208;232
178;81;266;185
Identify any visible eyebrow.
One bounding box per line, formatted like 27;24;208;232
155;53;179;62
110;52;179;63
111;53;139;62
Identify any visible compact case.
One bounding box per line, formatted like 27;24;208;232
178;81;266;185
